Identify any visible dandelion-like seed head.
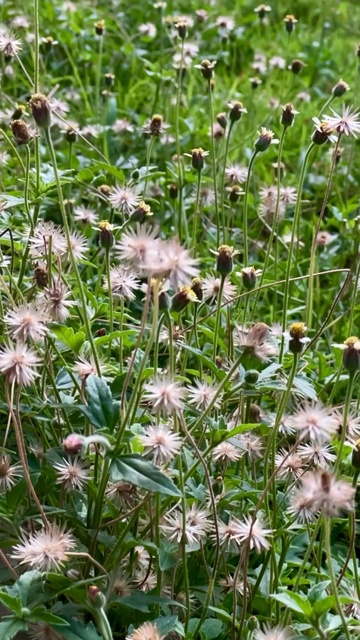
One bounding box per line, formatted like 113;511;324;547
12;524;75;572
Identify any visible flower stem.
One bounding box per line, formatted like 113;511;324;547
212;277;225;362
220;121;234;244
242;151;258;267
208;80;220;245
192;169;202;248
335;371;356;473
44;128;101;374
324;516;351;640
280;143;314;361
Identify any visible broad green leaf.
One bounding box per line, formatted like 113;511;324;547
110;455;181;497
201;618;224;640
271;591;312;616
51;325;85;354
94;161;125;182
13;571;44;607
0;592;22;616
60;621;101;640
80;375;120;430
312;595;336;618
0;617;28;640
28;607;69;625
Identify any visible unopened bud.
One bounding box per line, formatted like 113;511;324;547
94;20;105;36
131;201;153;222
216;112;227;129
88;586;106;609
288;322;308;354
216;245;237;276
284;14;298;33
98;220;114;250
176;21;187;39
104;73;115;87
228;184;243;202
168;184;178;199
191;277;203;301
290;59;305;75
10;119;33;146
332;79;350;97
312;121;334;145
241;266;258;290
281;103;298;128
34;262;48;288
254;127;276;152
244;369;259;385
64;127;77;144
342;336;360;375
196;59;216;80
29;93;51;129
187;147;209;171
171;286;197;313
228;100;247;123
63;434;84;455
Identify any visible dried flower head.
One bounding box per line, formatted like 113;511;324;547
10;119;35;145
4;303;49;342
234;323;278;361
53;457;90;491
283;14;298;33
0;30;22;56
29;93;52;129
0;455;21;492
195;59;216;80
142;114;170;136
290;470;355;519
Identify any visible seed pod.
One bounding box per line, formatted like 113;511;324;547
29;93;51;129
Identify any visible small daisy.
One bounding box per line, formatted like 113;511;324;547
212;441;243;462
187;379;222;410
225;163;248;184
53;457;90;491
202;275;237;304
298;442;336;467
323;105;360;138
0;455;22;492
41;282;74;322
143;377;186;414
0;30;22;56
106;481;135;508
127;621;162;640
235;516;272;552
255;625;293;640
73;205;98;225
115;224;159;265
28;221;67;258
234;323;278;361
106;266;140;301
0;342;40;386
4;303;49;342
275;448;304;479
289;403;338;442
108;184;141;216
66;231;88;261
138;423;182;465
12;524;75;572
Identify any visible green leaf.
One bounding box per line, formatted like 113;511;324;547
110;455;181;497
0;617;28;640
51;326;85;354
60;621;101;640
14;571;44;607
94;161;125;182
271;591;312;616
200;618;224;640
0;592;22;616
312;595;336;618
79;375;120;430
28;607;69;625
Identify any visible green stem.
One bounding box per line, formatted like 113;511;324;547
24;146;32;229
192;170;202;248
306;136;341;328
96;35;104;120
220;121;234;244
208;80;220;245
175;40;185;242
44;128;100;374
280;143;315;360
335;372;356;473
324;517;351;640
212;277;225;362
106;249;114;353
255;127;286;311
143;136;155;199
242;151;258;267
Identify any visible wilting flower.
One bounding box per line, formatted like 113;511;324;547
12;524;75;572
289;470;355;520
212;441;243;462
40;282;74;322
234;323;278;361
234;516;273;552
28;221;67;258
105;266;140;300
202;275;237;304
161;506;212;544
0;30;22;56
0;455;22;492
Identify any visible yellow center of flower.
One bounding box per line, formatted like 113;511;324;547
289;322;307;339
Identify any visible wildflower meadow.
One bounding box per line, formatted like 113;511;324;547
0;1;360;639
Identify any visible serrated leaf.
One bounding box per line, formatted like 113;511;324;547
110;455;181;497
0;592;22;616
0;617;28;640
271;591;312;615
28;607;69;625
51;325;85;354
79;375;120;430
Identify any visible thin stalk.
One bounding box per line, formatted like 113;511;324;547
335;372;356;473
44;128;100;374
0;129;25;174
24;146;32;229
143;137;155;199
212;277;225;362
280;143;314;361
254;128;286;312
242;151;258;267
220;121;234;243
306;136;341;328
175;39;185;241
105;249;114;354
208;81;220;245
324;517;351;640
15;54;34;87
95;35;104;120
192;169;202;247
